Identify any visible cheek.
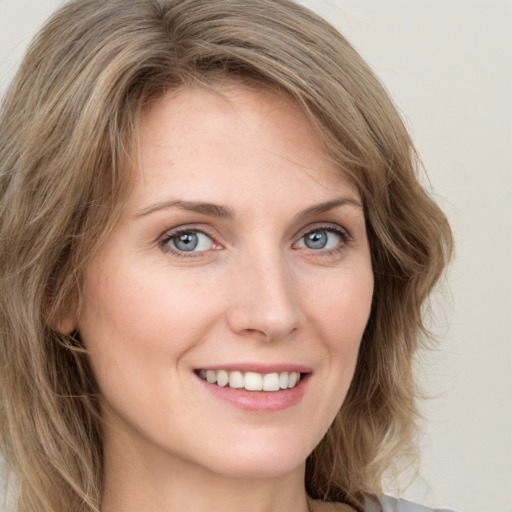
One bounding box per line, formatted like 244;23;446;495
306;265;373;414
78;259;224;373
307;266;374;348
76;264;202;417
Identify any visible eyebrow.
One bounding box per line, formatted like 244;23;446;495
294;197;363;220
135;199;235;218
134;196;363;219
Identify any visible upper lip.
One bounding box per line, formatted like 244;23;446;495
195;363;312;374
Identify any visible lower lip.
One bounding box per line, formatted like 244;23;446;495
197;374;310;412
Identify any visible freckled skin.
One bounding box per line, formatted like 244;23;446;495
75;85;373;511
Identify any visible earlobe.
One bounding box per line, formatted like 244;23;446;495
52;313;78;335
46;287;80;334
47;298;78;335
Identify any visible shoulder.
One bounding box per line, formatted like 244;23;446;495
309;499;354;511
310;496;455;512
364;495;456;512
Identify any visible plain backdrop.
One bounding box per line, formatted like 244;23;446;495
1;1;511;512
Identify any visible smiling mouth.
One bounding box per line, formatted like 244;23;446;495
197;370;302;392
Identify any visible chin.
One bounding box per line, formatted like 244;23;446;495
194;436;313;480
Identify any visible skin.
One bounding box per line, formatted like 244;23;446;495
71;85;373;512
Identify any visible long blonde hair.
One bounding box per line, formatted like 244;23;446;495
0;1;453;511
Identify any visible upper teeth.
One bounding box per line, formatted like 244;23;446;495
198;370;301;392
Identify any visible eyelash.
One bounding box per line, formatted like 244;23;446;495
159;226;218;258
294;224;352;257
158;224;352;258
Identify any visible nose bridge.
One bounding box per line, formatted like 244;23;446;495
227;244;299;341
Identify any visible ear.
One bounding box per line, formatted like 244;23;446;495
47;294;78;335
52;312;77;335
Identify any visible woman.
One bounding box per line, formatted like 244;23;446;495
0;1;453;511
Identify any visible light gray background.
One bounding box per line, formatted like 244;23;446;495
1;1;511;511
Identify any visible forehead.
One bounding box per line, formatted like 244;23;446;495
131;84;359;210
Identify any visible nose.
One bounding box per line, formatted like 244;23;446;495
226;251;300;342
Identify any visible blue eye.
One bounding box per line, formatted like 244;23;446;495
296;227;346;251
304;230;330;249
163;230;215;253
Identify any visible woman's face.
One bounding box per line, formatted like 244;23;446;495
76;85;374;480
